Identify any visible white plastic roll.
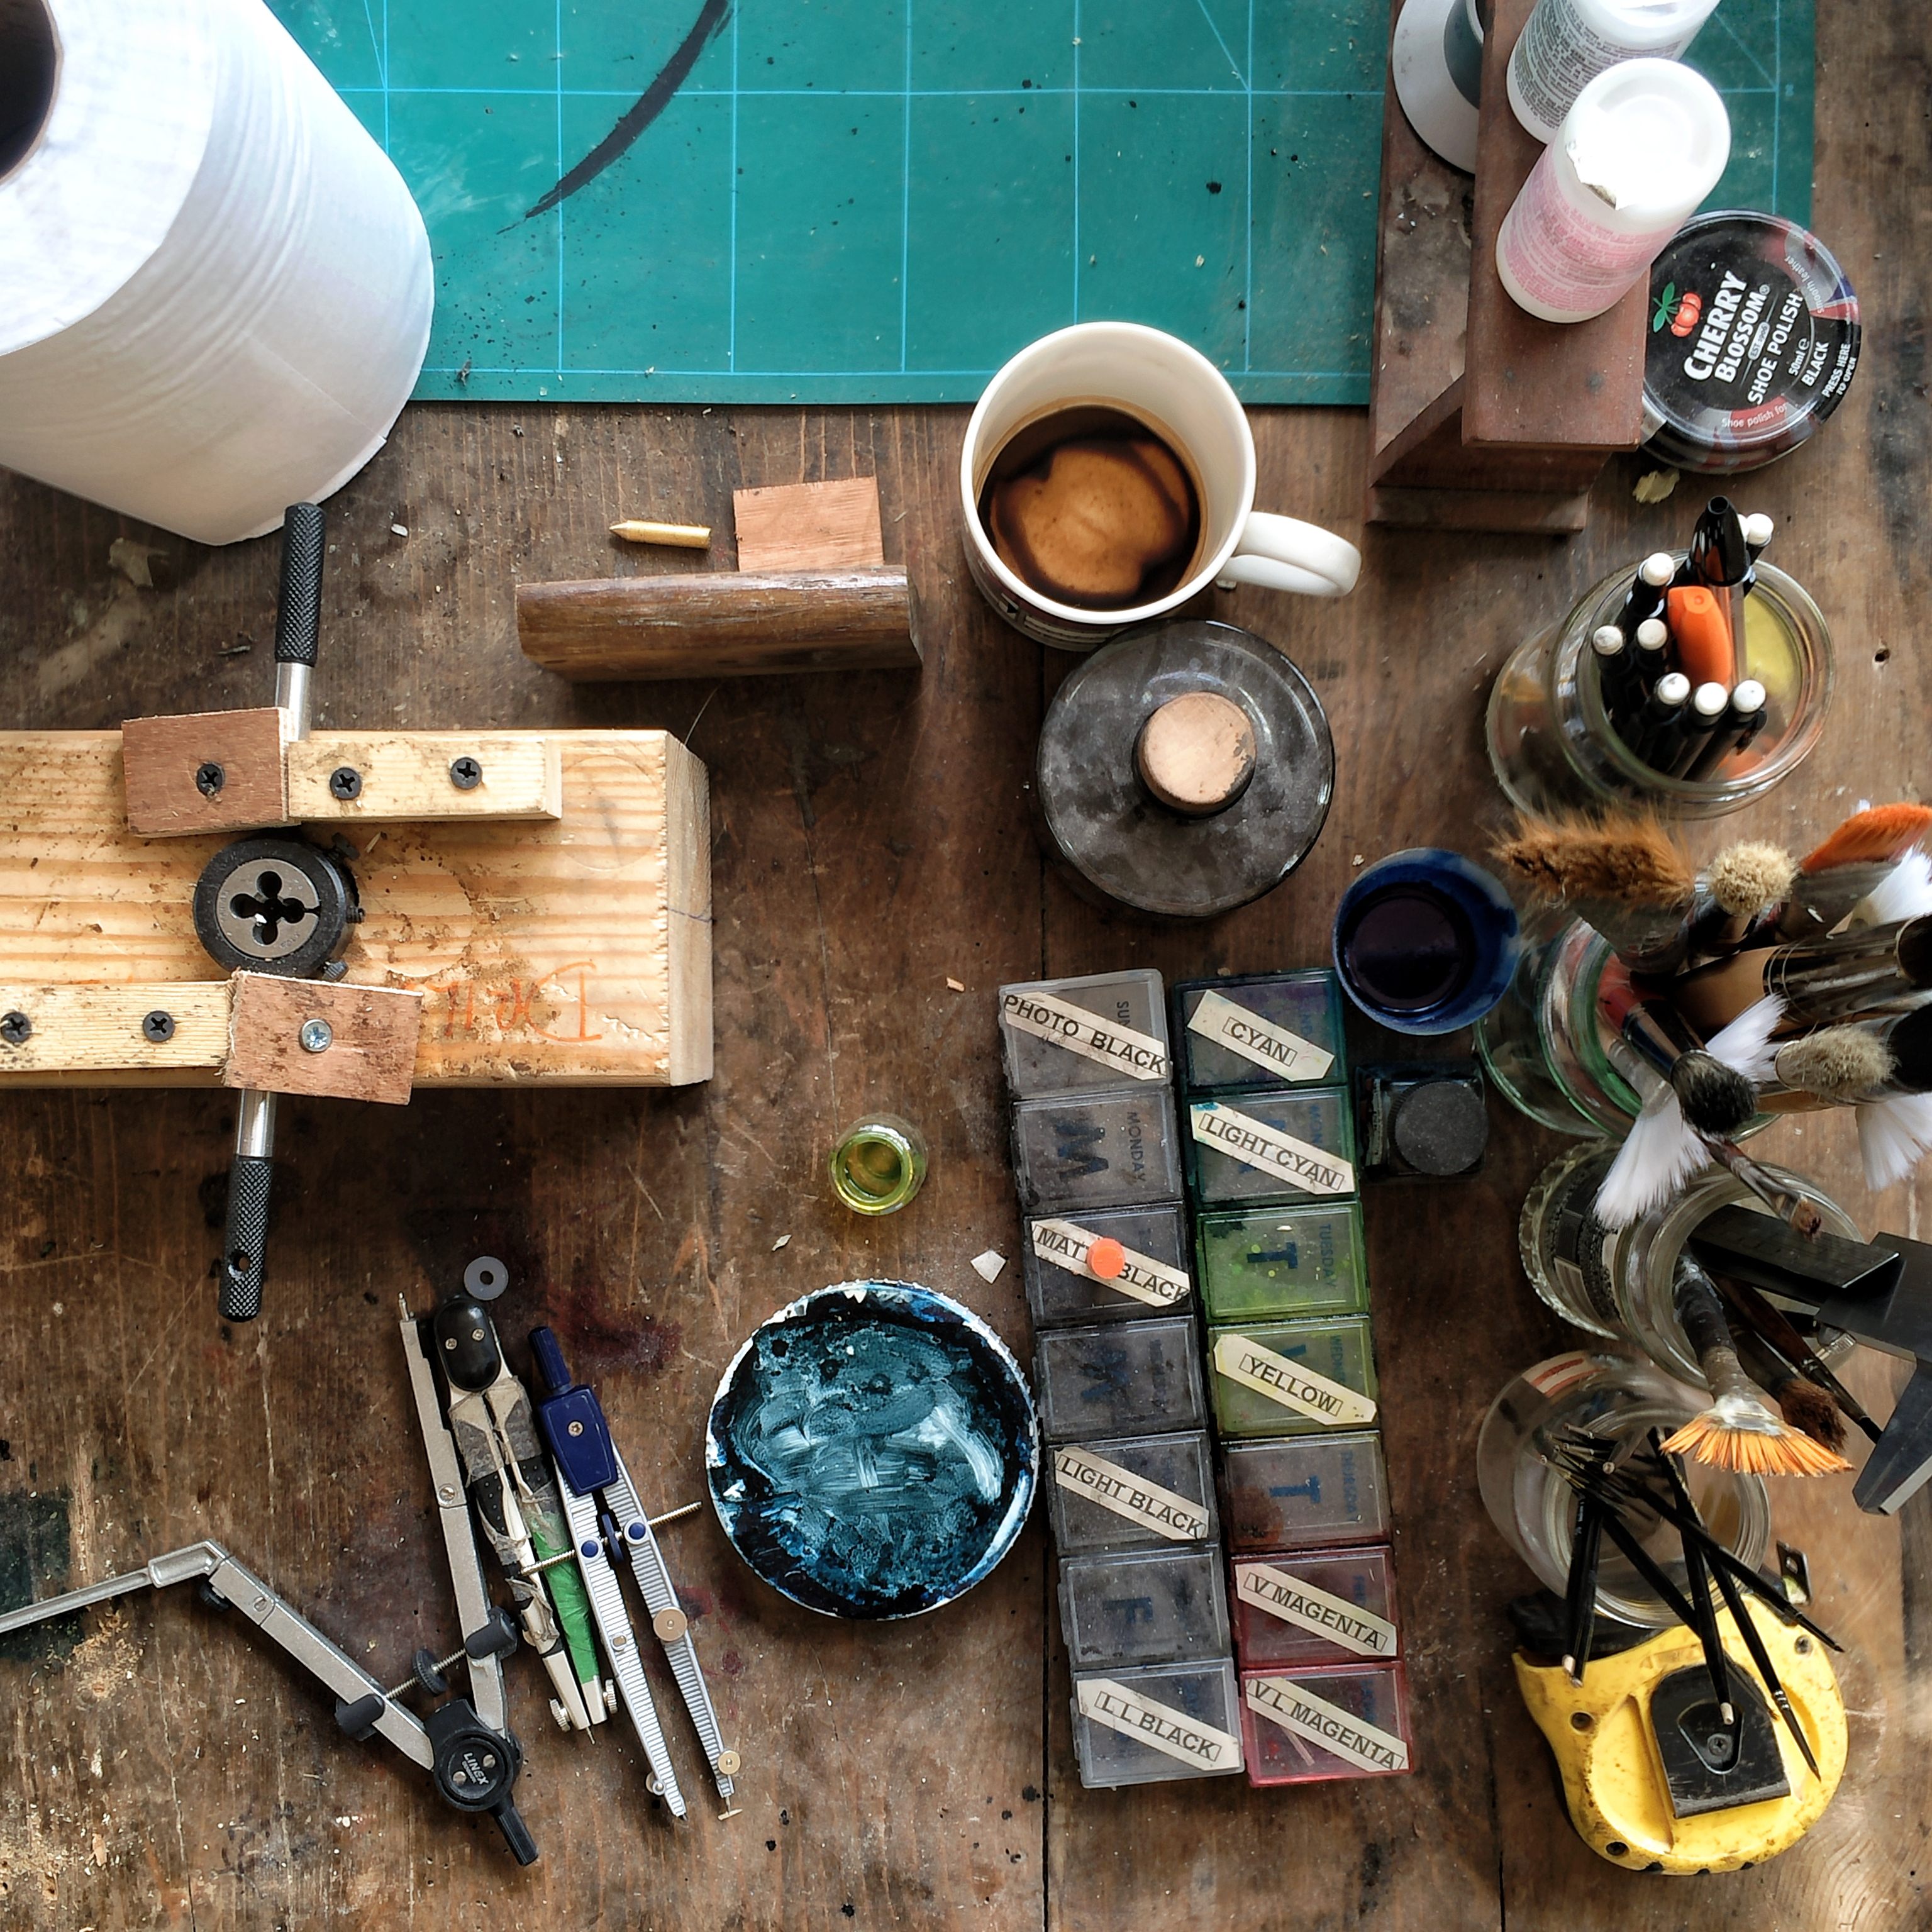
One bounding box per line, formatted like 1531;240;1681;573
0;0;432;545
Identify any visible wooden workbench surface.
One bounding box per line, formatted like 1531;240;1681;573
0;6;1926;1925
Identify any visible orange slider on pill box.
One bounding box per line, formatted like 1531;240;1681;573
1086;1236;1128;1280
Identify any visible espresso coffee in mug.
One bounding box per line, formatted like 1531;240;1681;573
977;404;1202;611
960;321;1360;650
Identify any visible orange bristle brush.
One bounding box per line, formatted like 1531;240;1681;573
1662;1256;1851;1477
1776;801;1932;938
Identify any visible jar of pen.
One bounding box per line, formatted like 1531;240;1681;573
1477;1351;1772;1626
1487;499;1833;822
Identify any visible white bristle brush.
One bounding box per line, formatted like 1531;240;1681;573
1596;994;1786;1226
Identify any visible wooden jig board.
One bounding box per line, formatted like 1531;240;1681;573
0;730;711;1086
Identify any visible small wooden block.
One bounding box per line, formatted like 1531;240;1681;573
0;983;230;1074
123;708;287;837
224;974;423;1104
287;735;564;823
732;477;886;572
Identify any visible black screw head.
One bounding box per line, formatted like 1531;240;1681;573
328;766;363;801
142;1010;176;1043
195;762;226;797
0;1011;31;1046
449;755;482;791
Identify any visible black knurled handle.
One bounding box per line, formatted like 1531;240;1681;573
219;1153;275;1321
274;502;325;667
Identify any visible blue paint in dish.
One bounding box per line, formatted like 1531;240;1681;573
706;1282;1040;1619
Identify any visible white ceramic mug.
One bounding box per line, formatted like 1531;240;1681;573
960;321;1362;650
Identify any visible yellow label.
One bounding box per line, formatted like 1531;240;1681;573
1186;989;1334;1082
1236;1563;1396;1657
1244;1675;1409;1774
1055;1445;1209;1543
1031;1218;1191;1307
1189;1102;1355;1196
1002;989;1169;1082
1077;1677;1242;1772
1212;1333;1376;1428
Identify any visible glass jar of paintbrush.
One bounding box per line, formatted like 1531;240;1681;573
1486;507;1832;822
1477;1352;1772;1627
1518;1144;1862;1379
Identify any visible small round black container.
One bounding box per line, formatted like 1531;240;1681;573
1641;211;1860;476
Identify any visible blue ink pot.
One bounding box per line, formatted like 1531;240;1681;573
1332;848;1521;1036
706;1282;1040;1619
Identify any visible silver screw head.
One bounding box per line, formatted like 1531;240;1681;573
298;1018;334;1053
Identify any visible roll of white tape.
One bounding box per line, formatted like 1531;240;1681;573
0;0;432;545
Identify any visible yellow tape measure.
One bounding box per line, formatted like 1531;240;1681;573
1516;1606;1846;1874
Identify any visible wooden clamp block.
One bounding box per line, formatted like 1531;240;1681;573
125;721;564;837
518;474;921;680
225;974;421;1104
0;728;711;1089
288;734;563;822
122;708;288;837
1366;0;1646;532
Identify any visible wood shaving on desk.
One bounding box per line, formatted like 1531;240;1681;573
946;977;965;991
772;1233;791;1251
970;1249;1006;1282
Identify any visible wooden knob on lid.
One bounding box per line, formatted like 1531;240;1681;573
1136;691;1257;815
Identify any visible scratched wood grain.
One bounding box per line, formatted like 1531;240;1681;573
0;3;1926;1926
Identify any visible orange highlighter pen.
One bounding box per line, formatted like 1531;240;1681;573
1665;584;1734;686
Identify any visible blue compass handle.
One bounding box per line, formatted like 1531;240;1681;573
528;1327;621;1495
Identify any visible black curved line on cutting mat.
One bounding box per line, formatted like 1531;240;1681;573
523;0;734;220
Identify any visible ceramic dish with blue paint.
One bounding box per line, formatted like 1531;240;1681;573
706;1281;1040;1619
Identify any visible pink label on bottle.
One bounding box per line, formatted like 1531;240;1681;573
1498;148;1678;313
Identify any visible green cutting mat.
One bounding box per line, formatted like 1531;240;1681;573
273;0;1814;405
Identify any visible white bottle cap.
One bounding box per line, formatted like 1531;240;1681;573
1635;617;1670;650
1690;681;1729;720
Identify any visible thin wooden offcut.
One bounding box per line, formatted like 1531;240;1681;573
1367;0;1644;527
287;734;564;822
1461;0;1646;451
121;707;287;837
225;974;422;1104
733;476;886;572
0;982;230;1073
516;569;921;679
0;730;711;1087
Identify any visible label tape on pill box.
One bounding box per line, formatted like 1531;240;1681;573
1187;989;1335;1082
1243;1675;1409;1774
1236;1563;1397;1657
1189;1102;1354;1196
1003;990;1169;1082
1055;1445;1211;1543
1032;1219;1192;1307
1212;1333;1377;1428
1077;1678;1241;1772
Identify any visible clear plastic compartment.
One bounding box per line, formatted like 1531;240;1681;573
1024;1204;1193;1327
1035;1316;1208;1443
1058;1546;1233;1668
997;970;1173;1098
1183;1088;1357;1208
1220;1433;1392;1553
1195;1204;1368;1323
1047;1430;1219;1555
1072;1658;1246;1788
1231;1546;1399;1669
1239;1661;1413;1786
1172;971;1346;1093
1208;1317;1379;1438
1011;1090;1184;1213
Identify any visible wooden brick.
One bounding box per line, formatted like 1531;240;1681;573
287;733;563;823
122;708;288;837
224;974;423;1104
733;475;886;571
0;982;229;1075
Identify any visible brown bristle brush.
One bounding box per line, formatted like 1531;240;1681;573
1494;811;1696;970
1772;1026;1896;1101
1775;802;1932;938
1685;841;1798;960
1662;1255;1852;1477
1728;1325;1850;1454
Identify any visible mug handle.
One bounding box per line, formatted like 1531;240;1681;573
1216;511;1362;597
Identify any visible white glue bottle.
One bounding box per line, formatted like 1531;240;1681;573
1508;0;1723;143
1496;59;1729;323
